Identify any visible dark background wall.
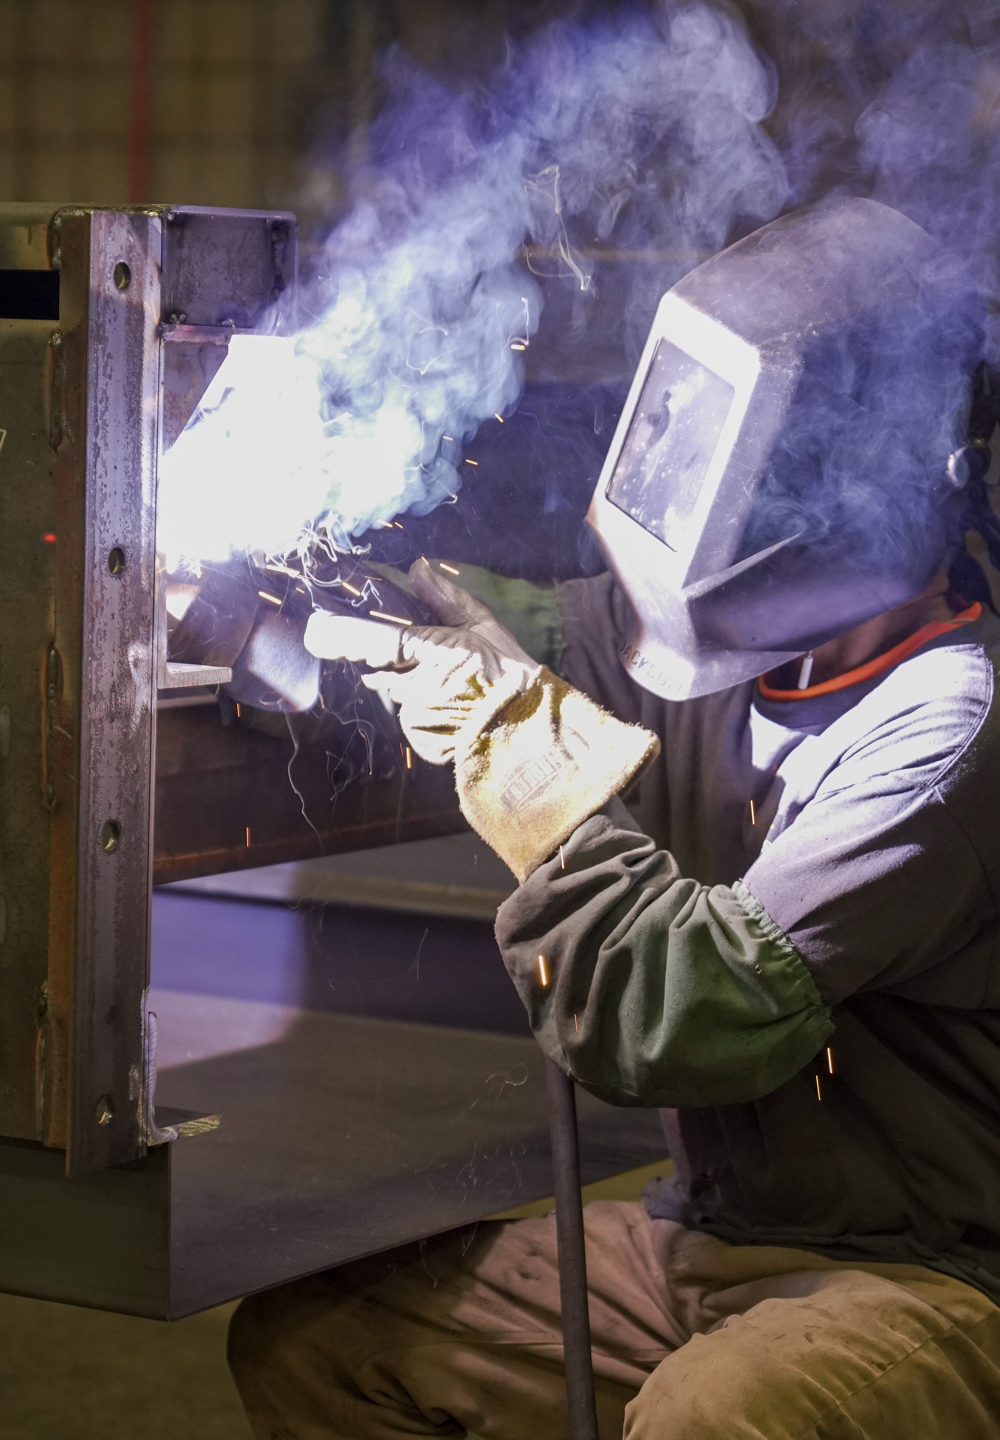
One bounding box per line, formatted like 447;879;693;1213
0;1;636;222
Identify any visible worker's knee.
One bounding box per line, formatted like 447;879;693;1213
227;1270;358;1414
227;1287;278;1388
623;1271;1000;1440
228;1280;308;1397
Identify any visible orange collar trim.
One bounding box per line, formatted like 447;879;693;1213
757;601;983;702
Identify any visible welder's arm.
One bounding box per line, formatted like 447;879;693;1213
304;559;660;881
495;800;833;1109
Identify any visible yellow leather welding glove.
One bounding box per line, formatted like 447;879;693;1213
304;558;659;881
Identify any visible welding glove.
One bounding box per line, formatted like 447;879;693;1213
304;558;659;881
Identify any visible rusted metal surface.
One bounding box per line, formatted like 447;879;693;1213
160;208;296;328
0;209;65;1149
0;202;309;1173
70;212;163;1174
45;210;90;1156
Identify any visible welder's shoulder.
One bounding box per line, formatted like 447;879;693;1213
846;621;997;787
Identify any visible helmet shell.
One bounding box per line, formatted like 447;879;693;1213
587;197;977;700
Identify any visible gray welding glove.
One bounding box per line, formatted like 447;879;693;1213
304;558;659;880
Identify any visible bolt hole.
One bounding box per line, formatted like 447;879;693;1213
107;546;125;575
113;262;131;291
101;820;120;853
95;1094;114;1126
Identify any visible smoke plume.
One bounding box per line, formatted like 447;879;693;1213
156;3;788;566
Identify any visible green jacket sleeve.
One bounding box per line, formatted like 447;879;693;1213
494;800;833;1108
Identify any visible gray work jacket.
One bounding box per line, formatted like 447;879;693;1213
458;565;1000;1304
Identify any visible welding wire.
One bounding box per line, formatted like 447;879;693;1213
798;653;815;690
369;610;413;626
538;954;549;986
815;1075;823;1102
826;1047;835;1075
405;747;413;770
439;562;460;576
258;590;282;606
545;1059;599;1440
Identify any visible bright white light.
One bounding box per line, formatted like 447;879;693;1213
155;3;787;568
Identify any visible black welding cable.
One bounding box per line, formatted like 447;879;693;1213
545;1058;600;1440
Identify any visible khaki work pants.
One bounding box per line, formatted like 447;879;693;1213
228;1201;1000;1440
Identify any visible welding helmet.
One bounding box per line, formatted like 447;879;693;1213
586;197;981;700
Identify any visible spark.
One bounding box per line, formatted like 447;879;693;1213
826;1047;835;1075
442;435;453;441
42;532;57;544
393;521;404;529
369;610;413;626
258;590;282;606
265;562;297;575
559;845;565;869
815;1075;822;1102
494;413;504;423
465;459;479;466
236;703;241;717
537;954;548;986
510;342;527;351
439;562;460;576
574;1013;578;1032
405;746;413;769
340;581;363;596
245;826;251;847
749;799;756;825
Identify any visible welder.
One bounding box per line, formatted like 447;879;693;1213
228;198;1000;1438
